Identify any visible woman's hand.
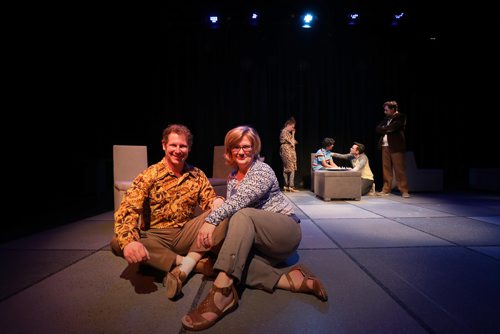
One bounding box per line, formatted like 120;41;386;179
212;197;224;210
197;222;217;249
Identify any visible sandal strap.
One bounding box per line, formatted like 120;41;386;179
285;264;328;302
286;264;311;292
171;265;187;282
183;283;239;331
165;265;187;299
285;269;298;292
195;256;215;277
214;285;234;297
191;284;237;316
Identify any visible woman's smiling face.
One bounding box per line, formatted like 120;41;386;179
231;135;254;172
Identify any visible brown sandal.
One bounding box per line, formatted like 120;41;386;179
194;256;215;277
182;283;239;331
164;265;187;299
285;264;328;302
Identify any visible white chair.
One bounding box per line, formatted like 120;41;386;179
194;146;230;217
212;146;232;179
113;145;148;211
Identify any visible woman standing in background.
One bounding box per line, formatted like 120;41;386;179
280;117;299;192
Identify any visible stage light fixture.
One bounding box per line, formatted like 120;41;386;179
250;12;259;26
208;15;220;29
301;13;315;28
391;12;405;27
348;13;359;26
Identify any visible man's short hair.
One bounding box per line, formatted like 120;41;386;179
162;124;193;150
322;137;335;148
383;100;398;111
354;142;365;154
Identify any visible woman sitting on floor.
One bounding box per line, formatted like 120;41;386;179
181;125;328;331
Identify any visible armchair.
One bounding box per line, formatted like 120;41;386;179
113;145;148;211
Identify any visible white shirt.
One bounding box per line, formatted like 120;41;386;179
381;118;393;147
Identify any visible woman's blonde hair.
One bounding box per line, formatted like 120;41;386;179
224;126;261;167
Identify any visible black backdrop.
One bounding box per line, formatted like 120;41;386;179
8;4;496;242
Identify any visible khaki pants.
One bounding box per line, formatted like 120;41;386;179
110;210;228;272
381;146;409;194
214;208;302;292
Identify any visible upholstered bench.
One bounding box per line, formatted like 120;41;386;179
313;170;362;201
209;178;228;198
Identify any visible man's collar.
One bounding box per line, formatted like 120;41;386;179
160;159;196;177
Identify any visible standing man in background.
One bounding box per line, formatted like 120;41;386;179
375;100;410;198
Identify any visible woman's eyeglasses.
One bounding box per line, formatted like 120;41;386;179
231;145;252;153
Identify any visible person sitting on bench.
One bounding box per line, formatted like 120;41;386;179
312;137;339;170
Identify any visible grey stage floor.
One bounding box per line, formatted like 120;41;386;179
1;190;499;334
